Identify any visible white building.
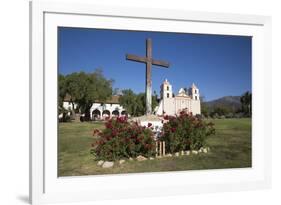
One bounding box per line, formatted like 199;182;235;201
155;79;201;116
63;95;126;120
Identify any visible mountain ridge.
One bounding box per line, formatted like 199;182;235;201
204;95;241;112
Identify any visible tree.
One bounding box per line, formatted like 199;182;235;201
59;69;113;121
135;93;146;116
152;90;158;112
199;95;210;117
211;106;230;117
63;72;83;119
240;91;252;117
113;88;122;95
119;89;138;116
119;90;158;117
58;74;70;121
58;74;67;111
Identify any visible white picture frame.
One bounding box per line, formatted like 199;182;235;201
30;1;272;204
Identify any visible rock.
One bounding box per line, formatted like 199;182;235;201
207;147;211;151
203;148;208;153
129;157;134;161
102;161;114;168
166;153;172;157
185;151;190;155
198;148;203;153
149;157;154;160
119;159;125;164
175;152;180;157
192;150;198;155
181;150;185;155
97;160;104;166
136;155;147;161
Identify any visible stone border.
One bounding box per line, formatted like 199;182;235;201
96;147;210;168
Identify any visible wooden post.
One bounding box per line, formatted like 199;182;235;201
146;39;152;115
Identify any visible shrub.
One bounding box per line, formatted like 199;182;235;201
234;112;244;118
211;113;219;119
220;115;225;119
91;117;155;161
195;114;203;120
160;111;215;153
225;113;234;118
59;111;71;122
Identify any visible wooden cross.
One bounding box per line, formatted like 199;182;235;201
126;38;170;115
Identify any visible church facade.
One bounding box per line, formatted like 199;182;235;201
155;79;201;116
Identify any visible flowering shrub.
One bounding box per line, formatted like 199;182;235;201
91;117;156;161
161;111;215;153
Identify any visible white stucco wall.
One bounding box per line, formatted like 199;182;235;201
90;103;126;119
163;98;175;115
190;100;201;115
174;97;191;114
62;101;126;119
158;96;201;116
155;100;163;115
62;101;77;110
158;79;201;116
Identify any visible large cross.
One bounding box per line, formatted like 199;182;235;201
126;38;170;115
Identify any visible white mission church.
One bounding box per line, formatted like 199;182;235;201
62;79;201;120
155;79;201;116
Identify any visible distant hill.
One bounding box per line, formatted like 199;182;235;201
204;96;241;112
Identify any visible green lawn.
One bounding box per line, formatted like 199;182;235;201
58;118;251;176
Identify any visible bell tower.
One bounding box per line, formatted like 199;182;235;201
160;79;172;99
190;83;200;100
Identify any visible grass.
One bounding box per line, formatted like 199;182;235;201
58;118;251;176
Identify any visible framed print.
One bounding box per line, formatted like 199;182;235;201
30;1;272;204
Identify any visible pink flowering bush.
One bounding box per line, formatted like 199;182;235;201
91;117;156;161
161;111;215;153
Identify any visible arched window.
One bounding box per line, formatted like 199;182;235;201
121;110;127;116
167;86;169;91
92;109;101;120
167;93;169;98
112;110;119;117
102;110;110;118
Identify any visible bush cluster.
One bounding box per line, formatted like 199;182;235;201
91;117;155;161
58;111;71;122
208;112;244;119
160;111;215;153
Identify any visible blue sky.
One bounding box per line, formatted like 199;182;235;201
58;27;252;101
